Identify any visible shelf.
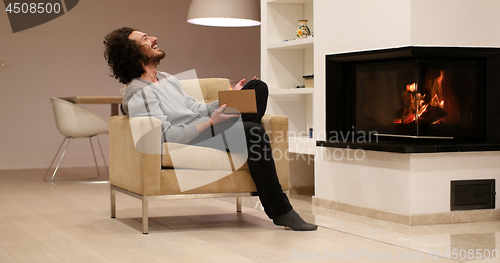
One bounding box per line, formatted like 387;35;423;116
268;37;313;50
268;0;313;4
269;88;314;95
263;0;315;152
289;136;316;154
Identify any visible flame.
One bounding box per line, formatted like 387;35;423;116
403;115;416;124
395;71;447;125
406;83;416;92
437;72;443;84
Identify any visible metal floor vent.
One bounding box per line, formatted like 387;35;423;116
451;179;495;211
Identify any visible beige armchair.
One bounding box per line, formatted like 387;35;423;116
109;78;289;234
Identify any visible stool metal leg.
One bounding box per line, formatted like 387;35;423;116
110;188;116;218
96;135;108;174
44;137;67;181
44;136;108;184
236;197;242;212
142;197;149;234
89;136;101;179
44;137;72;183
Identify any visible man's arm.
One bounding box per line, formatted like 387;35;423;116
128;89;236;142
234;76;258;90
128;89;200;143
182;89;219;117
206;101;219;117
197;105;240;133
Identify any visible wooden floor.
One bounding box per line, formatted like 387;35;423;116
0;168;498;262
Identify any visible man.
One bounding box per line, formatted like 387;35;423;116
104;27;317;231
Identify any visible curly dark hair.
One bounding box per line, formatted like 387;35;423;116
103;27;150;84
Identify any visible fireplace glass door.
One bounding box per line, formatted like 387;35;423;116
350;59;482;139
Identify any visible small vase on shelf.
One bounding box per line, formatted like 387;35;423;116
296;20;311;39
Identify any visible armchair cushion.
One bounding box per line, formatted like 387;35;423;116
162;142;248;170
161;169;257;195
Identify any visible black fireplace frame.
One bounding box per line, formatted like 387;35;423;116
318;46;500;153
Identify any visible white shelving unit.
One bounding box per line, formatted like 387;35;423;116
269;88;313;95
267;0;313;4
289;136;316;154
261;0;315;154
267;37;314;50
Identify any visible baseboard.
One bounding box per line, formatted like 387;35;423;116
0;155;107;170
290;186;314;196
312;197;500;226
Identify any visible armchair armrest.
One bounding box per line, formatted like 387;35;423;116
261;115;290;190
109;116;161;196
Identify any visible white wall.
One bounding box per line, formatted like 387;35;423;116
0;0;260;170
315;149;412;214
313;0;500;214
411;0;500;47
289;153;315;193
314;0;412;141
313;0;412;210
410;152;500;214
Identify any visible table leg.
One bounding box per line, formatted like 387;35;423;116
111;104;119;116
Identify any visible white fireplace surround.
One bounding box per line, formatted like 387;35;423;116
312;0;500;224
313;149;500;225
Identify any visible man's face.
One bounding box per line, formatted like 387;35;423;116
128;30;166;63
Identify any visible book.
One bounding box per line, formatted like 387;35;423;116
218;90;257;114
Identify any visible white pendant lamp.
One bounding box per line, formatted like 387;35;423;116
187;0;261;27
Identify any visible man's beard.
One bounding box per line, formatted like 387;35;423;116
149;50;166;64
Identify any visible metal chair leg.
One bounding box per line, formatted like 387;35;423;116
110;188;116;218
142;197;149;234
236;197;242;212
96;135;108;174
89;136;101;179
44;137;72;183
44;137;67;181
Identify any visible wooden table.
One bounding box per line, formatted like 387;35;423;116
60;96;124;116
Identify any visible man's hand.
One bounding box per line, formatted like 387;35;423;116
211;104;240;124
234;76;259;90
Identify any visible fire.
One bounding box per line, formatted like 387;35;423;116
406;83;415;92
394;71;447;124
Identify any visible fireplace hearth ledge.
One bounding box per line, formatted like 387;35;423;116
316;140;500;154
312;197;500;226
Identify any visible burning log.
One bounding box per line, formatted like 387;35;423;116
419;105;447;123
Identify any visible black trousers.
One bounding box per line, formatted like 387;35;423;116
188;80;293;219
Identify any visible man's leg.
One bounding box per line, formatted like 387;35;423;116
190;121;317;230
189;82;317;230
241;79;268;124
188;121;292;218
243;122;292;219
236;122;317;230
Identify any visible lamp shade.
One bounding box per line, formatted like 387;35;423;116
187;0;261;27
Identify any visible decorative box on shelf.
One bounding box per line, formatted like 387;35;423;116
303;74;314;88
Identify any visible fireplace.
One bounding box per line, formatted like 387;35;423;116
319;47;500;153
